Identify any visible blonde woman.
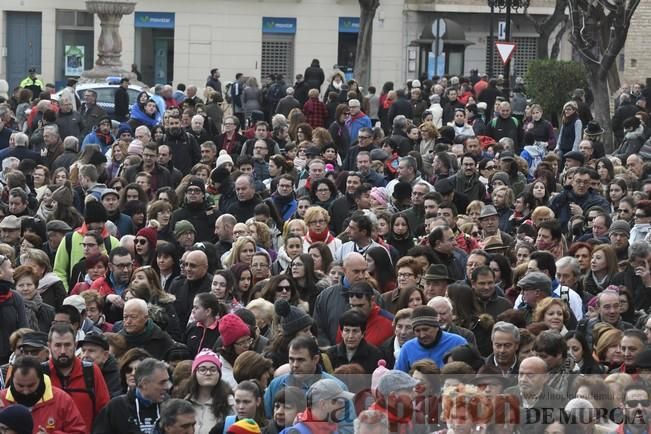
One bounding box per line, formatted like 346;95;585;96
302;206;341;256
223;236;257;268
533;297;570;335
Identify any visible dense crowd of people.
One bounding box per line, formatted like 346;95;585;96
1;62;651;434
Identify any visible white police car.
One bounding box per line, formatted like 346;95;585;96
53;77;151;119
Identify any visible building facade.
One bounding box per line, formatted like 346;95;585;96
6;0;644;94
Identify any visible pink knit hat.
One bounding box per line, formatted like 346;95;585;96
218;313;251;347
370;187;388;207
371;359;389;393
192;349;222;374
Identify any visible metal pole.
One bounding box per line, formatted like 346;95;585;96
434;18;441;77
488;4;494;78
503;0;512;99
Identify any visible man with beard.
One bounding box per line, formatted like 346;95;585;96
45;324;110;430
81;116;115;154
163;115;201;175
609;220;631;261
169;177;218;242
78;331;122;398
187;115;211;145
80;89;107;137
125;143;172;191
452;153;486;203
223;174;261;223
91;247;133;322
330;171;362;235
0;355;86;434
617;383;651;434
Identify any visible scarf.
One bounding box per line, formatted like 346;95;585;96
23;294;44;330
0;280;13;304
122;319;156;347
306;228;335;244
591;271;610;291
10;375;46;407
295;409;338;434
369;402;412;434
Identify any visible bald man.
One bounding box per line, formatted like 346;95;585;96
505;356;567;426
214;214;236;267
119;299;176;360
169;250;212;326
313;252;386;346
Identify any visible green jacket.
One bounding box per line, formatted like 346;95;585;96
53;224;120;291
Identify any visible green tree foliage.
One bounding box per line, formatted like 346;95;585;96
524;59;587;118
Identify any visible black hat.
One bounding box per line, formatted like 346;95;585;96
28;67;36;73
97;115;111;126
370;149;388;162
78;331;109;350
584;121;604;136
305;145;321;157
187;176;205;194
0;404;33;434
434;177;455;195
210;166;231;185
84;200;108;224
392;181;412;201
275;300;313;338
19;331;48;349
499;151;515;161
564;151;585;164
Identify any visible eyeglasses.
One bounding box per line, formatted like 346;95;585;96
308;219;326;225
398;272;415;279
276;285;292;292
573;179;590;186
617;209;631;213
485;165;496;170
81;243;98;248
358;135;372;140
186;188;202;194
197;366;219;375
112;262;133;269
233;338;253;348
626;399;651;407
134;238;148;245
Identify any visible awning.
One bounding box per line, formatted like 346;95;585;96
412;18;474;46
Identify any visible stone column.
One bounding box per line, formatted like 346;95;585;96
80;0;138;83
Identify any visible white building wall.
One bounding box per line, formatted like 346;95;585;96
1;0;408;91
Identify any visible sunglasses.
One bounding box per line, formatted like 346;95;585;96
627;400;651;407
276;285;291;292
134;238;148;245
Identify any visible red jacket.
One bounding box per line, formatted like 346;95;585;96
303;97;328;128
47;358;110;430
1;375;87;434
89;275;118;297
336;304;394;346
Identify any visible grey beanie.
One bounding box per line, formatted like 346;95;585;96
275;300;313;337
608;220;630;237
491;171;510;185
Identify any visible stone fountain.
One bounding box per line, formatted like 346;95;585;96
79;0;139;83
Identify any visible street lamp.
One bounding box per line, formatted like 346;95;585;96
487;0;530;97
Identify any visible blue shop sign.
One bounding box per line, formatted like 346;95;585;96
135;12;175;29
339;17;360;33
262;17;297;34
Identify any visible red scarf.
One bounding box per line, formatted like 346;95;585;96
369;402;413;434
295;409;338;434
0;290;12;304
306;228;335;245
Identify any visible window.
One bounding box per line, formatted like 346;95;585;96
485;36;538;80
261;35;294;83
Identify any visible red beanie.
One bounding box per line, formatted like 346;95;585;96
136;227;158;250
218;313;251;347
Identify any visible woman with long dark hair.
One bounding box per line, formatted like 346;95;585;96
231;263;254;305
185;293;226;357
385;212;414;257
260;274;304;310
185;349;235;434
557;101;583;166
288;254;328;314
307;241;334;274
365;246;396;294
210;270;242;313
565;331;605;374
582;246;618;296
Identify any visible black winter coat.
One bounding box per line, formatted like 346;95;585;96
163;131;201;175
169;273;213;327
101;354;122;397
114;86;130;121
170;201;219;243
326;339;384;374
92;388;161;434
0;290;28;364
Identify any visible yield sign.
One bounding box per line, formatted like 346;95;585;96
496;42;516;65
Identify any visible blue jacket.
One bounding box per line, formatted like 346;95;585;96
345;113;372;143
549;186;610;232
395;331;467;372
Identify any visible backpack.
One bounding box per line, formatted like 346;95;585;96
268;83;284;104
65;232;113;277
42;360;96;417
